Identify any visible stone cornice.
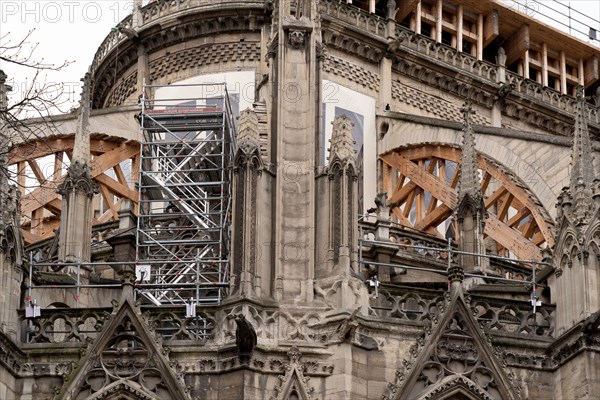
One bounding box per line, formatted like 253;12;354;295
92;8;266;108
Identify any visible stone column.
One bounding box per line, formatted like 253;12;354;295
269;0;321;301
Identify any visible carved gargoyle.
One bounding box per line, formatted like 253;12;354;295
235;314;257;363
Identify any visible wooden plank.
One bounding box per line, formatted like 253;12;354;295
480;172;491;194
403;188;417;218
584;55;599;88
498;193;514;221
114;164;128;186
98;183;119;220
542;43;548;87
435;0;442;43
31;208;44;237
484;187;507;208
381;153;458;209
8;138;123;164
97;199;123;223
483;9;499;48
560;51;567;94
53;152;64;181
507;208;530;228
397;0;420;21
22;229;42;245
414;204;452;230
27;160;46;185
476;13;483;60
392;207;413;228
503;24;530;67
390;180;417;206
17;162;26;196
484;212;541;260
457;5;463;52
95;174;138;202
46;199;62;215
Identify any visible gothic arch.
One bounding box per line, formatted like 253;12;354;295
416;375;498;400
85;380;158;400
380;144;554;260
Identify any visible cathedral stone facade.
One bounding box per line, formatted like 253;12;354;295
1;0;600;399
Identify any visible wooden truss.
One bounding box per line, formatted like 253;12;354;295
8;134;140;245
380;144;554;261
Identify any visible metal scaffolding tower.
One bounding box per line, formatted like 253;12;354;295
136;82;235;307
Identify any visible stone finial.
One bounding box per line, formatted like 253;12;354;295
329;114;356;163
458;100;481;202
71;72;93;165
566;86;594;226
236;108;261;155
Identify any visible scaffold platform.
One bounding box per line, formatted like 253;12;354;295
135;82;236;307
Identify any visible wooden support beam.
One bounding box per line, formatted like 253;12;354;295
46;199;62;215
381;152;458;209
22;229;42;245
542;43;548;87
17;161;26;196
498;193;514;221
95;174;138;202
98;183;119;221
31;208;44;237
415;0;421;34
435;0;442;43
21;143;139;214
52;152;64;181
390;181;417;205
397;0;419;21
503;24;530;67
560;51;567;94
414;204;452;231
483;10;499;48
507;209;530;228
8;138;123;164
484;187;508;208
584;55;599;88
27;160;46;185
456;5;463;52
476;13;483;60
114;164;128;187
392;207;413;227
450;165;460;188
403;188;417;218
579;58;585;86
480;172;491;194
523;50;530;79
484;213;541;260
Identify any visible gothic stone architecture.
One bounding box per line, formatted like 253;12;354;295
2;0;600;399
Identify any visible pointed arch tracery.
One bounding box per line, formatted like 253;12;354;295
380;144;555;261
